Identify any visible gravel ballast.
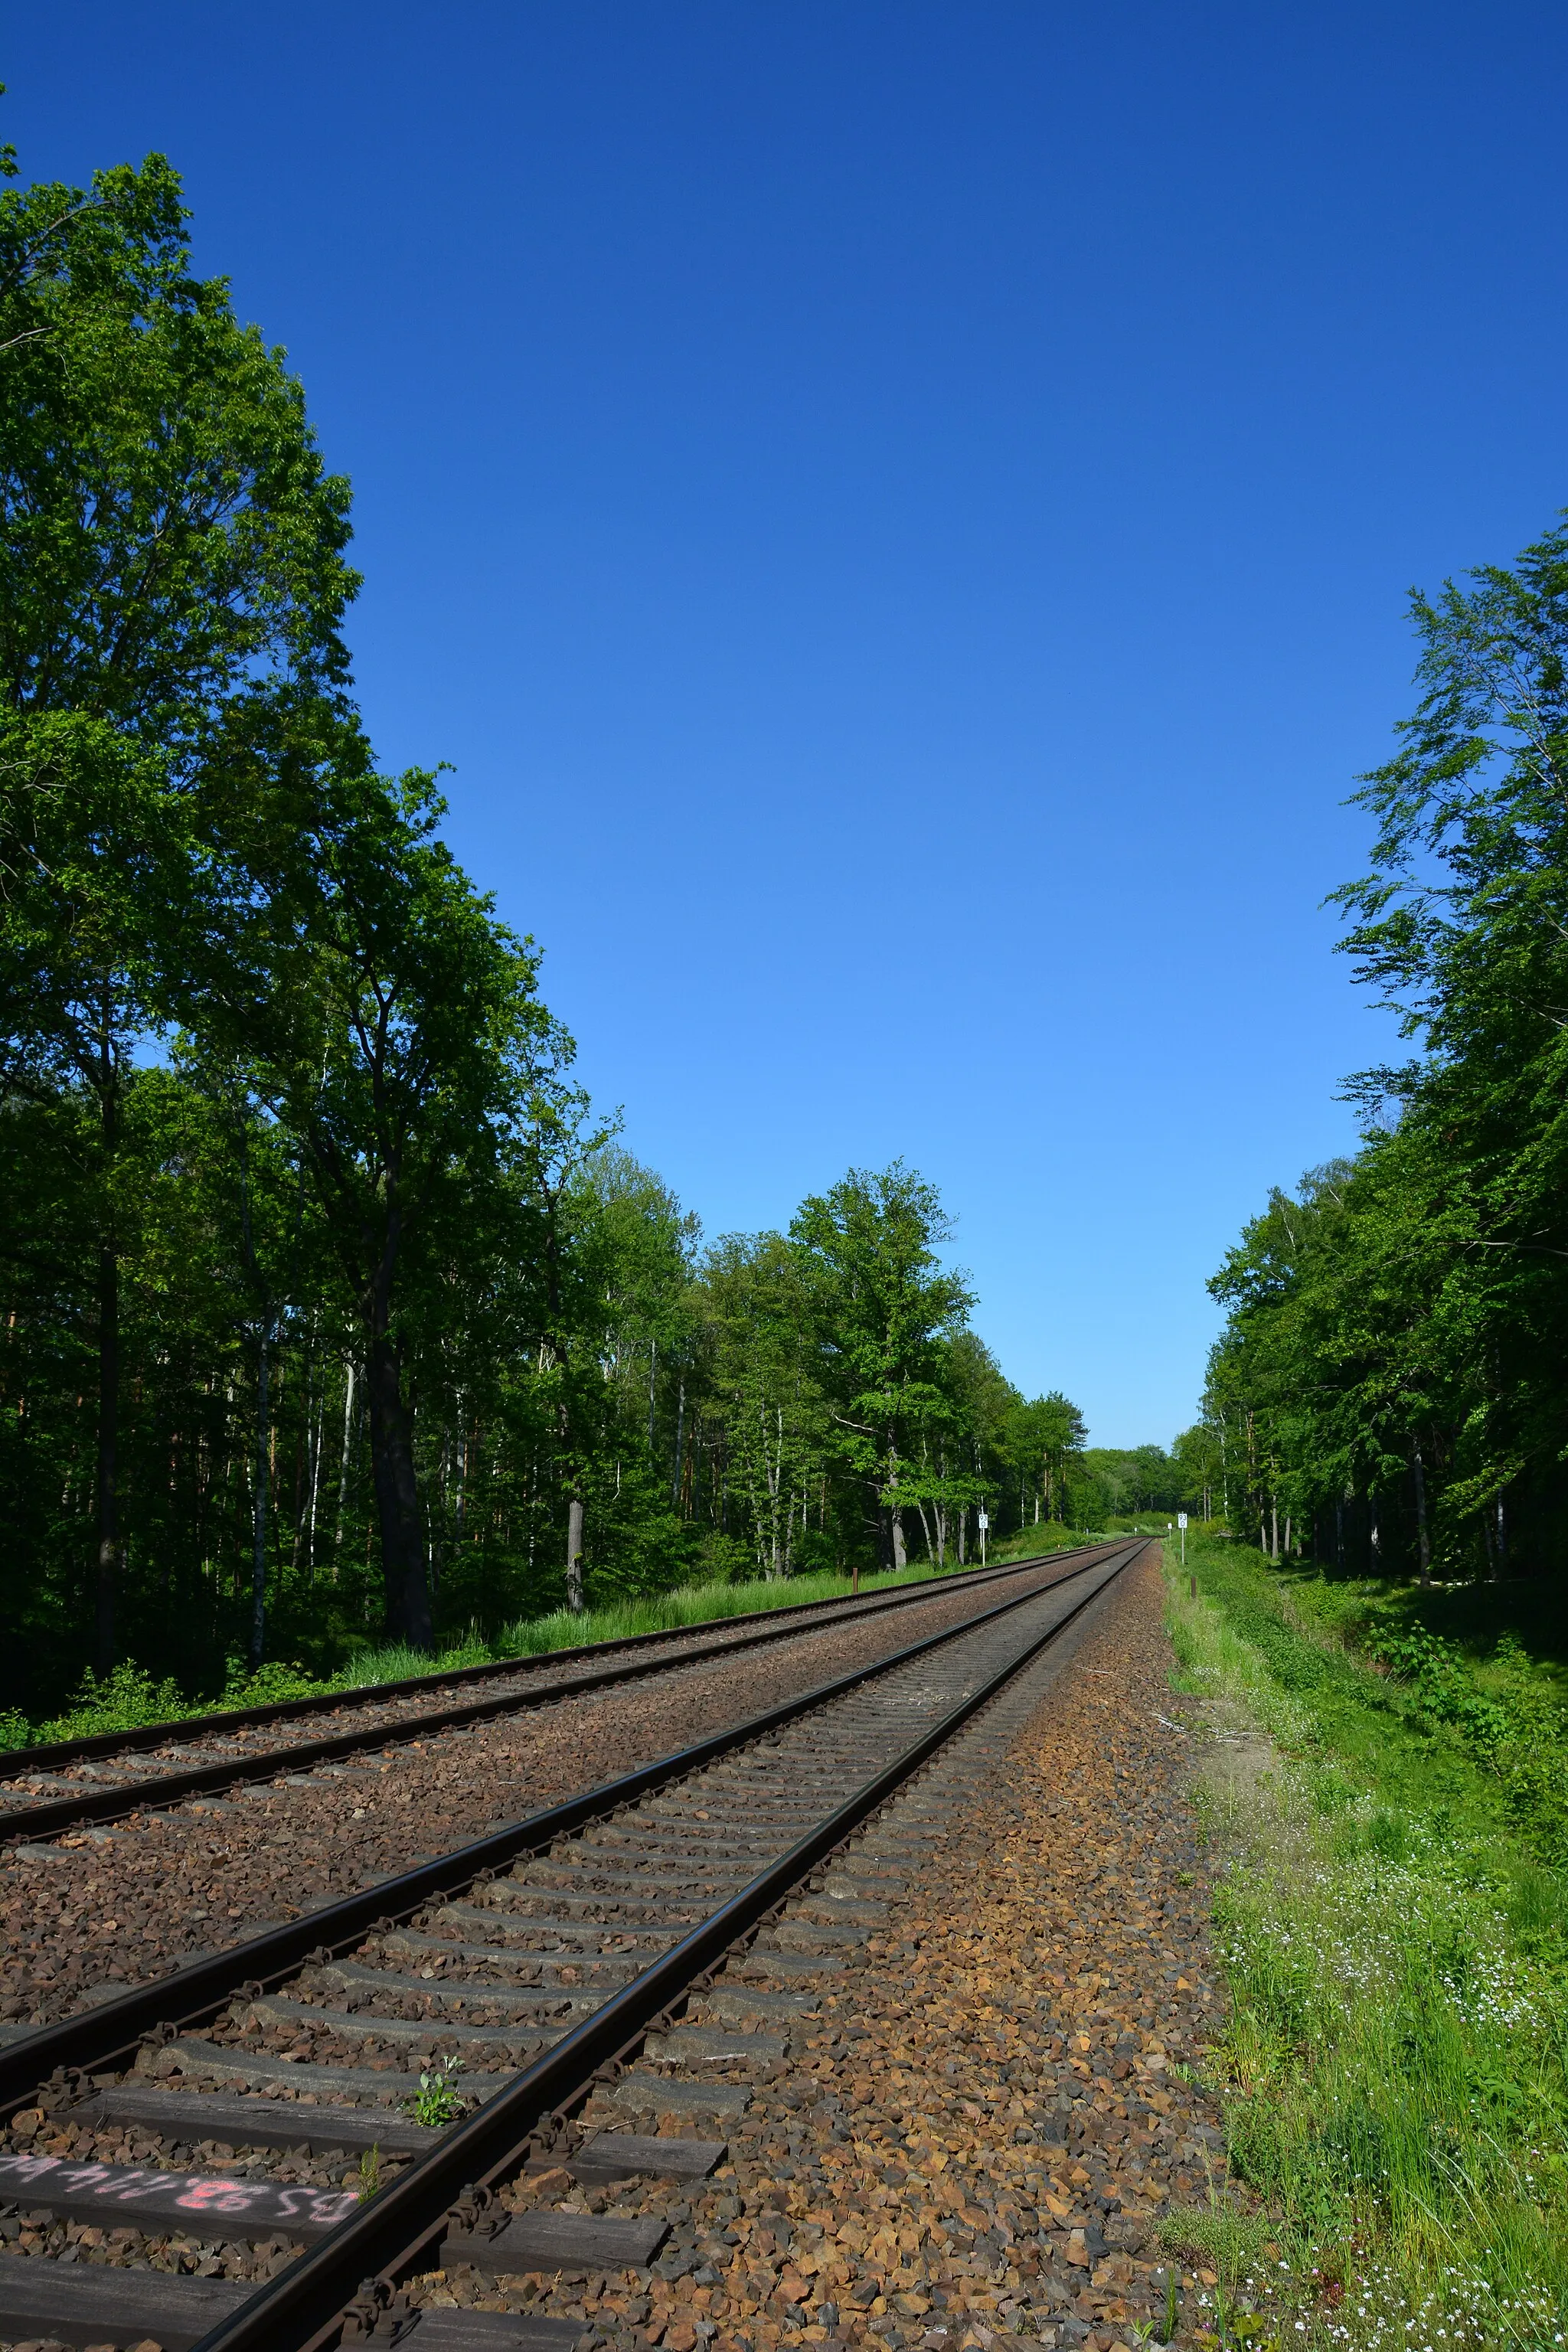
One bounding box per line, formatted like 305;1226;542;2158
407;1546;1229;2352
0;1562;1093;2031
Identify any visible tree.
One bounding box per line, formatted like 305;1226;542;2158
1198;515;1568;1582
789;1163;973;1571
0;116;1126;1707
214;766;574;1646
0;136;356;1662
704;1233;828;1580
1004;1390;1087;1526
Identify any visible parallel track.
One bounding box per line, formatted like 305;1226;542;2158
0;1546;1127;1847
0;1540;1147;2352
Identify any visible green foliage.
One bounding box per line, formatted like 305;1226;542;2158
0;1654;325;1747
789;1161;975;1564
1194;510;1568;1585
1174;1536;1568;2345
403;2055;466;2128
29;1661;190;1746
702;1229;829;1579
989;1520;1081;1559
1070;1443;1184;1525
0;121;1114;1713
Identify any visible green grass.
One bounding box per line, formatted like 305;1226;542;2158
1251;1566;1568;1866
0;1534;1086;1753
1168;1536;1568;2350
988;1520;1083;1559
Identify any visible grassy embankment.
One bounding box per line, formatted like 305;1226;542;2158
0;1528;1089;1752
1164;1535;1568;2350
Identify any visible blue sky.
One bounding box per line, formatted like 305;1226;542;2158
11;5;1566;1442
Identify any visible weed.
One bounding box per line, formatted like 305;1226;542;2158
403;2054;467;2127
352;2145;382;2200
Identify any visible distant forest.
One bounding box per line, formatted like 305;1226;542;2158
0;142;1184;1713
1181;510;1568;1583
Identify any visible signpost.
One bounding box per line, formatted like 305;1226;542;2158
1178;1511;1191;1593
977;1509;988;1566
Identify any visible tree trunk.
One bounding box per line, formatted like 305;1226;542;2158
368;1327;432;1646
332;1356;357;1568
566;1490;585;1613
93;1233;119;1676
671;1377;684;1511
1411;1435;1432;1586
250;1319;271;1669
305;1377;325;1579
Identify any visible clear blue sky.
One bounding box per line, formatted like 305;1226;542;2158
11;5;1566;1444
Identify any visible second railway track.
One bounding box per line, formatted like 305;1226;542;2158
0;1538;1148;2352
0;1546;1129;1848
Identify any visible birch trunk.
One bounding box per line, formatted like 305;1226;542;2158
93;1233;119;1675
332;1356;357;1571
250;1321;271;1669
566;1491;585;1612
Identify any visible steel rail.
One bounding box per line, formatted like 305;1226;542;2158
0;1544;1126;1846
0;1540;1143;2118
6;1547;1091;1774
190;1540;1149;2352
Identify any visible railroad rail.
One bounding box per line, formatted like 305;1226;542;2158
0;1544;1129;1847
0;1539;1147;2352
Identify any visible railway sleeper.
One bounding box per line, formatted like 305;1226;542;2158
0;1544;1141;2352
0;2263;582;2352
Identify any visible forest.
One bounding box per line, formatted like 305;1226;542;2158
0;142;1187;1716
1181;511;1568;1583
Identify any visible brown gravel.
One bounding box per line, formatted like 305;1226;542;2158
0;1560;1089;2029
431;1545;1230;2352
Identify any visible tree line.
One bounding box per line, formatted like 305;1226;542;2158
1180;509;1568;1582
0;136;1130;1711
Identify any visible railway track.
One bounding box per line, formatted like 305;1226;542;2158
0;1547;1127;1849
0;1538;1147;2352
